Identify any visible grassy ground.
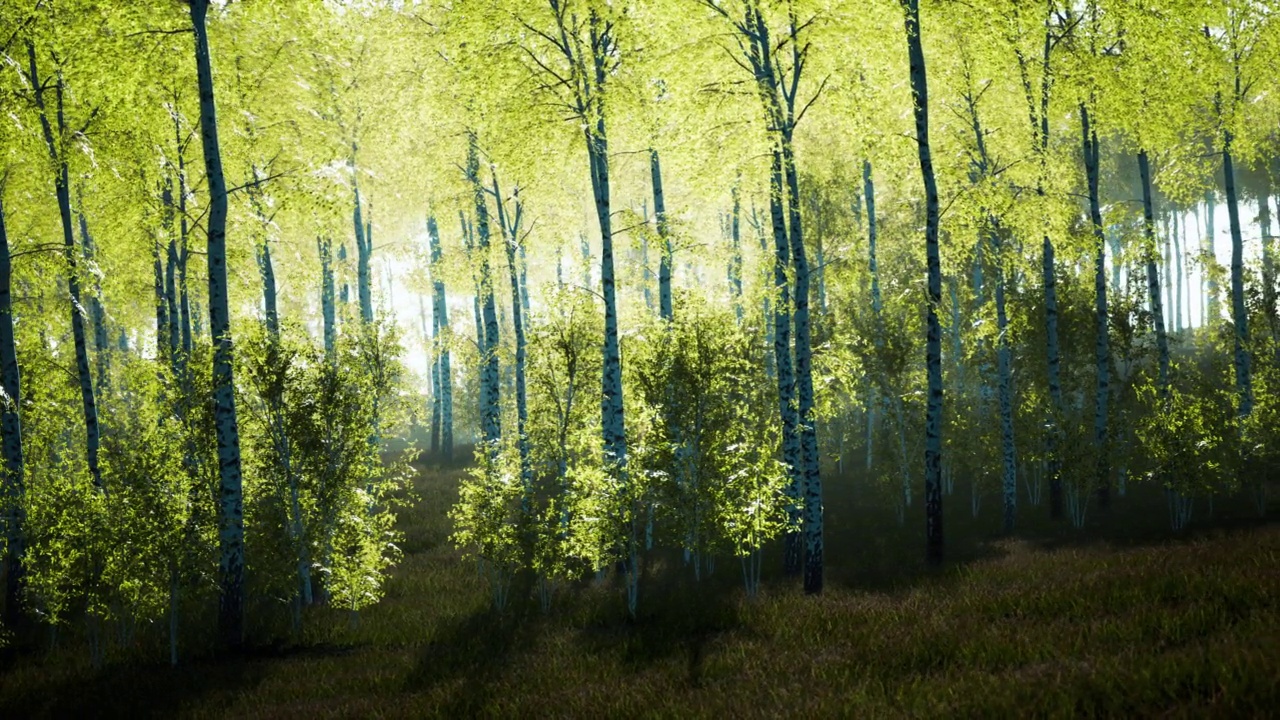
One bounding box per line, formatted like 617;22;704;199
2;459;1278;719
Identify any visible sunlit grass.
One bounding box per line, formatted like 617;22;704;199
2;463;1277;718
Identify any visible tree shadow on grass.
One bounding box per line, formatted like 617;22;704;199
819;468;1278;597
401;602;537;716
0;649;272;720
570;553;744;688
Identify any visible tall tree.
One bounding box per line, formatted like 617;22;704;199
493;173;531;500
698;0;826;590
521;0;627;472
652;149;673;322
25;41;103;491
1010;1;1065;521
466;134;501;453
428;216;453;461
0;184;25;628
1080;103;1111;507
901;0;944;564
189;0;246;649
1139;151;1172;400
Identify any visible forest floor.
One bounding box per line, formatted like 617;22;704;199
2;456;1278;719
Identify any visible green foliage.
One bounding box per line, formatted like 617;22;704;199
240;318;415;615
1133;364;1238;499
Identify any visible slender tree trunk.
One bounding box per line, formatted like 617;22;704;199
190;0;245;649
161;178;181;366
1139;151;1171;400
1163;211;1174;333
730;184;744;322
339;244;350;310
780;134;823;594
640;228;653;312
155;238;171;359
902;0;944;564
353;154;374;325
865;160;883;475
494;176;531;501
768;150;801;576
258;233;310;606
78;209;110;389
652;149;673;322
466;137;501;451
425;295;441;456
256;240;278;337
319;237;336;360
1259;174;1278;364
994;234;1016;534
584;91;626;471
0;194;25;629
1081;104;1110;508
756;207;775;380
1014;12;1064;520
1174;210;1185;333
166;239;181;365
1205;191;1218;325
29;47;102;492
1223;136;1252;416
174;115;193;363
966;89;1016;534
428;217;453;461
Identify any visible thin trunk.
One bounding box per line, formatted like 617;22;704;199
466;137;501;450
0;194;26;628
166;240;181;365
865;160;883;475
318;237;336;360
730;184;744;323
155;239;171;359
190;0;245;649
1081;104;1110;508
652;149;672;322
518;243;530;319
1174;210;1185;333
756;206;774;380
28;44;101;491
428;217;453;461
256;240;278;337
78;209;109;389
339;244;350;309
1139;151;1171;400
1163;212;1174;333
1014;8;1063;520
1205;191;1218;324
582;22;627;473
768;149;801;576
424;294;441;456
1223;136;1252;416
494;177;531;501
174;111;193;362
258;230;310;606
352;153;374;325
1259;174;1277;361
902;0;944;564
782;133;822;595
995;243;1016;534
640;229;653;311
965;86;1016;534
